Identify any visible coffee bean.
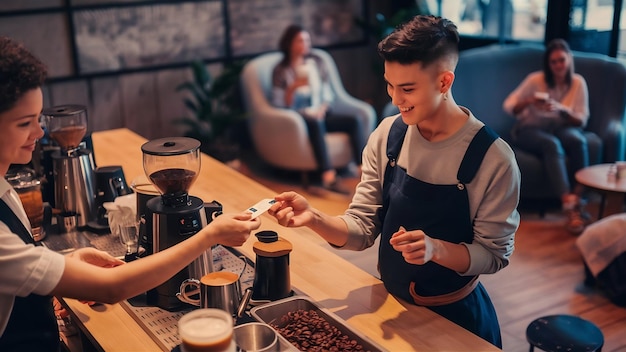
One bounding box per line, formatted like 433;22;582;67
270;309;371;351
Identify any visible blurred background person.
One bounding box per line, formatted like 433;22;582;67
271;24;367;195
503;38;590;233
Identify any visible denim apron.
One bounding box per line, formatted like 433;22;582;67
379;116;502;347
0;200;59;352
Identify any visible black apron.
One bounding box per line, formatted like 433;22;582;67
0;200;60;352
379;116;502;347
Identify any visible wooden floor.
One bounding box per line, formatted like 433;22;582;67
237;153;626;352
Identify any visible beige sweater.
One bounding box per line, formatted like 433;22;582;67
503;71;589;127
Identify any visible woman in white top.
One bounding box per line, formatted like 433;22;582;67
503;38;590;233
0;36;260;351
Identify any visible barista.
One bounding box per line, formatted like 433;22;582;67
268;15;520;347
0;36;262;351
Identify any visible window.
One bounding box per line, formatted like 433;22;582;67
427;0;547;42
569;0;615;55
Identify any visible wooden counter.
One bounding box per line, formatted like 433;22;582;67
62;128;500;351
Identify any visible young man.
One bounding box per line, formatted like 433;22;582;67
269;15;520;347
0;36;261;351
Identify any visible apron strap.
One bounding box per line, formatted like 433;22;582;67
383;115;409;190
0;200;39;246
385;116;409;167
457;125;499;184
380;116;409;222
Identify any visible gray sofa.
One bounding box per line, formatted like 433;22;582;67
384;44;626;208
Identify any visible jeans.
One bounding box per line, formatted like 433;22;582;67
303;112;365;172
513;125;589;196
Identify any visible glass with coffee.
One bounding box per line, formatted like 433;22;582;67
177;308;235;352
6;168;44;239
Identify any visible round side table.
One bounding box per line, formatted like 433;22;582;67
575;163;626;219
526;314;604;352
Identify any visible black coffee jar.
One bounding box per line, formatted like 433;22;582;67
251;230;293;302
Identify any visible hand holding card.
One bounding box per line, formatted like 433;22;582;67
245;199;277;219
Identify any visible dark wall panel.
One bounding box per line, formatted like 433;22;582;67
0;13;74;78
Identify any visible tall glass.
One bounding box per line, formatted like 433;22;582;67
118;220;139;261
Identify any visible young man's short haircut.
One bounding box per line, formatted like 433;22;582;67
377;15;460;69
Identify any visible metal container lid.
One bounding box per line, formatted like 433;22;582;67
5;168;41;192
141;137;201;156
41;104;86;117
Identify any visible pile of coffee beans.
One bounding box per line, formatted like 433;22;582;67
270;309;371;351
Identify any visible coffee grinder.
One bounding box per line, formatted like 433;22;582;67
141;137;215;310
42;105;97;229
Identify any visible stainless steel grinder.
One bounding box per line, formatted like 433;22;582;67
141;137;215;310
42;105;96;229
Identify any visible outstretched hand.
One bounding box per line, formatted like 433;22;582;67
206;212;261;247
67;247;125;268
268;191;313;227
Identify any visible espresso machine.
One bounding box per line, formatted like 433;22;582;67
141;137;216;310
42;105;96;229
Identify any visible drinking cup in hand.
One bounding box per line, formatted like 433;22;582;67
534;91;549;103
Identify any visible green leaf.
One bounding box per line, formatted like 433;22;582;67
173;59;248;144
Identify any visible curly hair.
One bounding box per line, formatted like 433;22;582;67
0;36;47;114
377;15;459;69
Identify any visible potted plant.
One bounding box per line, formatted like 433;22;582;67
174;60;246;165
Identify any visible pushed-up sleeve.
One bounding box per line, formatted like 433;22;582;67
0;222;65;297
570;74;590;127
503;72;541;117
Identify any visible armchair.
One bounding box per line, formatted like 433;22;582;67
240;48;376;181
454;44;626;207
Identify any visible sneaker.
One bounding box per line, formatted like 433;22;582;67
562;193;579;211
562;194;592;234
564;202;591;234
565;208;587;234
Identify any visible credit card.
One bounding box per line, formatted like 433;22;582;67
245;198;277;219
